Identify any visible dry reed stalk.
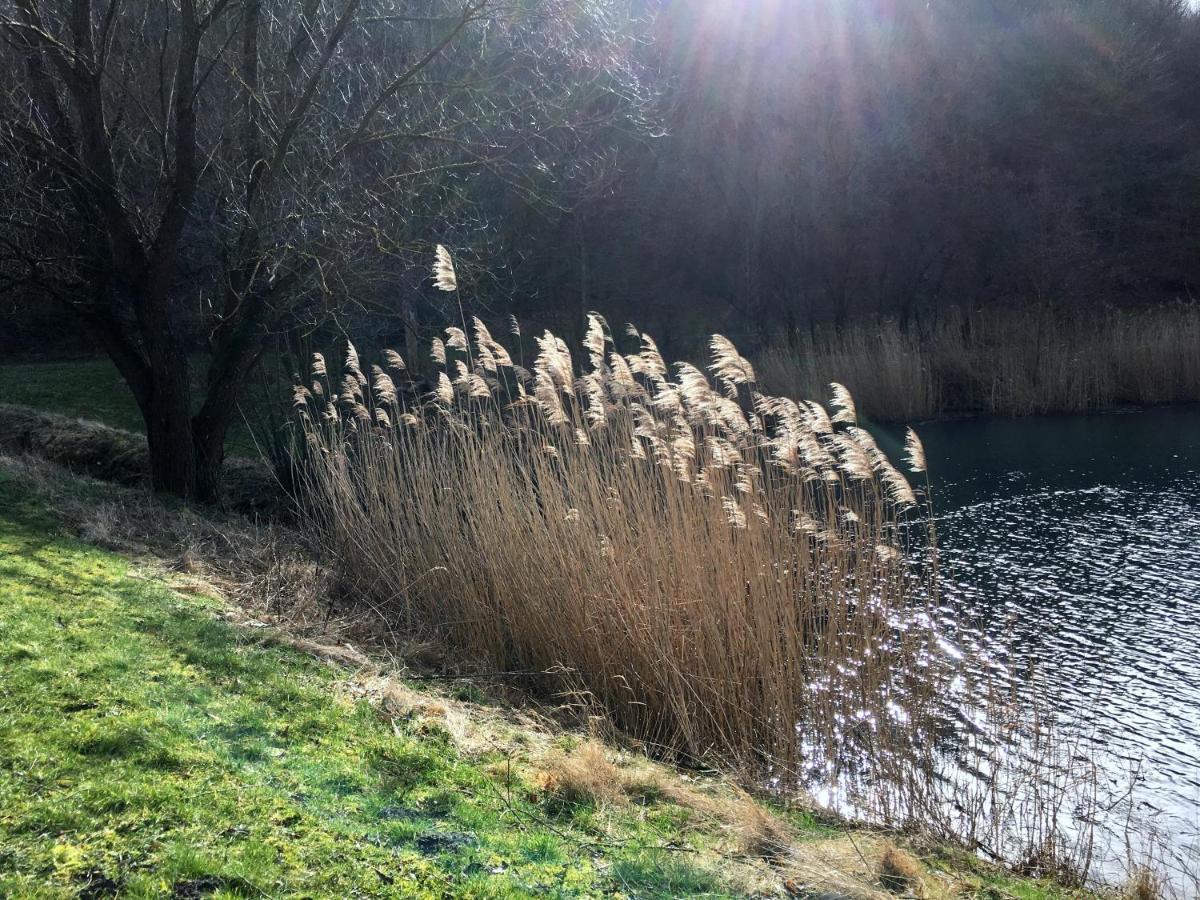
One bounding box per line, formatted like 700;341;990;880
1126;867;1163;900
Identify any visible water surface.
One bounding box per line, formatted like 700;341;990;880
899;406;1200;880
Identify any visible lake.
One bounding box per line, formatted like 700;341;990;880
903;406;1200;884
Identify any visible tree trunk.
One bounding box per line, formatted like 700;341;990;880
137;360;240;504
193;430;227;505
192;375;241;505
141;373;234;504
143;378;199;499
191;310;268;503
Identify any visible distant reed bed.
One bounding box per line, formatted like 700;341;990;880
759;304;1200;422
294;309;943;792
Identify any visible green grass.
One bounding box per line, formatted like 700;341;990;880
0;472;745;898
0;358;279;457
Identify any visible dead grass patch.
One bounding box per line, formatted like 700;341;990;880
537;740;629;808
733;796;796;862
0;403;147;484
878;844;924;893
530;739;805;864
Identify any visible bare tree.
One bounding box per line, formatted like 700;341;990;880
0;0;648;499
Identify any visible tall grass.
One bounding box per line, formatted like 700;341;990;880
294;314;943;792
758;304;1200;422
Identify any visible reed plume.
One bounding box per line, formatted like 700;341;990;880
829;382;857;425
433;244;458;292
905;427;927;474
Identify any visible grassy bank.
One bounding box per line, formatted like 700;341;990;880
0;456;1086;898
0;464;779;898
758;305;1200;423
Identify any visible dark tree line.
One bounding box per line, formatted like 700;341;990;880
2;0;1199;497
510;0;1200;353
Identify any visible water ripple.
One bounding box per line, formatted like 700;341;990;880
912;407;1200;876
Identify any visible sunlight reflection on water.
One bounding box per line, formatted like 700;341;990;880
915;406;1200;885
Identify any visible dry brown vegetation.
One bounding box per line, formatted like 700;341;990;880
536;740;630;808
533;738;794;861
294;309;944;814
879;844;924;893
758;305;1200;423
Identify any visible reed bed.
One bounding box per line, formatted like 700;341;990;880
294;310;944;798
758;304;1200;422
